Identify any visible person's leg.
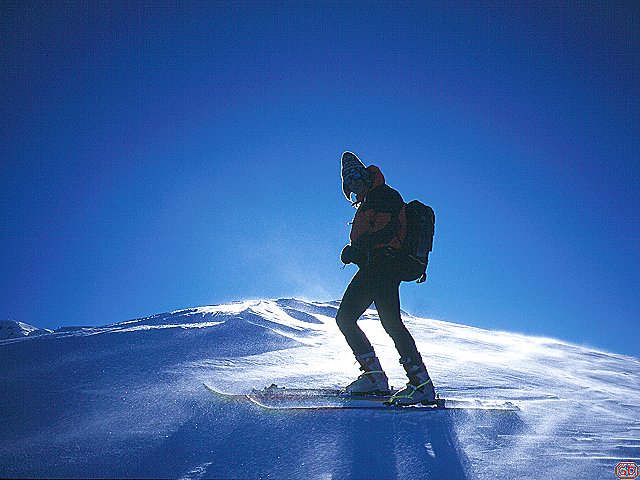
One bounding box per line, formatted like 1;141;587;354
373;279;421;361
336;269;390;393
335;269;376;357
373;273;436;405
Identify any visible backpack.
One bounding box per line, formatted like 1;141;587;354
401;200;435;283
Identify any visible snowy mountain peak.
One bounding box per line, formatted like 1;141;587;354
0;320;52;340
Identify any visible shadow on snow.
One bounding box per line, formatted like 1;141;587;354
140;392;525;480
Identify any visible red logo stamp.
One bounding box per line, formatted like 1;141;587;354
616;462;639;479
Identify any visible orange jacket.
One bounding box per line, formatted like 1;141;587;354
350;166;407;255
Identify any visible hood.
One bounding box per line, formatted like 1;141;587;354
352;165;385;204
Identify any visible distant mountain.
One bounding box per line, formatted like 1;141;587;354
1;299;638;479
0;320;52;340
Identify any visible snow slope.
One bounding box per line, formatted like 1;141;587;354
1;299;638;479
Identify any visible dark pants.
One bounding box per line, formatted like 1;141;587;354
336;254;422;362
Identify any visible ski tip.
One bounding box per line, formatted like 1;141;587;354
203;383;237;397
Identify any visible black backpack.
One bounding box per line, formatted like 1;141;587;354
402;200;435;283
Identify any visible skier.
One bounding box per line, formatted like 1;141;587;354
337;151;437;406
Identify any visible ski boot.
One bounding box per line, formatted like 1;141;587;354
388;356;437;406
344;351;390;396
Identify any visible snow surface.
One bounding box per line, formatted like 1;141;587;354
1;298;638;479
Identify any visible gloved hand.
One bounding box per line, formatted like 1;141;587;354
341;245;367;267
341;245;356;265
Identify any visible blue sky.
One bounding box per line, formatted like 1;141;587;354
1;2;638;357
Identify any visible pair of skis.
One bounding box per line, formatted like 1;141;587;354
204;383;519;411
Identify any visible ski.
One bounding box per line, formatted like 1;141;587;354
204;383;520;411
247;384;443;410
